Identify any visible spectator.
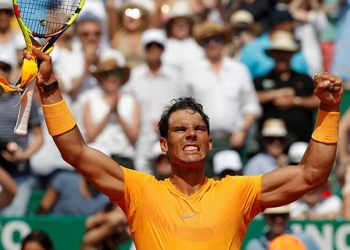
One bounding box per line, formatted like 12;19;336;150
82;57;140;169
82;203;134;250
0;50;43;216
240;8;319;78
245;205;320;250
184;21;262;177
244;118;291;176
21;230;54;250
213;149;243;180
106;0;162;68
254;30;319;143
288;141;308;165
0;165;17;208
162;1;205;72
122;28;186;174
226;10;262;59
152;154;171;181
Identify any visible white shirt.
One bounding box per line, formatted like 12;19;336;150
183;57;262;134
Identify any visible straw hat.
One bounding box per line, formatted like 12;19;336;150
265;30;300;56
229;10;261;37
261;118;288;138
263;205;290;215
194;21;231;45
165;1;194;37
91;58;130;85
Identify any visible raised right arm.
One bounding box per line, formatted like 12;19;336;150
30;47;125;201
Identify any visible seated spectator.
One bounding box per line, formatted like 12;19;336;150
36;170;109;216
21;230;54;250
82;203;134;250
212;150;243;180
289;185;342;220
0;165;17;208
245;205;320;250
253;30;319;143
244;118;292;176
288;141;308;165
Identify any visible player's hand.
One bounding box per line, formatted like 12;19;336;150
23;47;54;85
313;72;343;111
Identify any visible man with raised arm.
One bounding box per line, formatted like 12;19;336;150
27;46;343;249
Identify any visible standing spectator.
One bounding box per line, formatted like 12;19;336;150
226;10;262;60
162;0;205;72
106;0;162;69
122;28;186;174
240;8;321;78
0;165;17;208
254;30;319;142
184;21;262;177
0;51;43;216
244;118;291;176
245;205;320;250
82;57;140;169
213;149;243;180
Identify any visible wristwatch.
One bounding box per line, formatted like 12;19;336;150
39;80;59;93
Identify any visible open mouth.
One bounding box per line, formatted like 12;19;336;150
183;145;199;152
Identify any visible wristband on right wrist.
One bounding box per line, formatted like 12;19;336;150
311;109;340;144
39;80;59;93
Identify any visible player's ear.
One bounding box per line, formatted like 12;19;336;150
160;137;168;153
208;136;213;151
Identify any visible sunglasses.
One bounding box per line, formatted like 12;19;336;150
145;42;164;50
201;36;224;46
265;137;286;143
80;31;101;38
0;64;11;73
268;213;289;220
100;70;123;80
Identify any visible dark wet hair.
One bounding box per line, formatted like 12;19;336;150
158;97;210;138
21;230;54;250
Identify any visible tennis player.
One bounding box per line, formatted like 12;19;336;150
27;47;343;249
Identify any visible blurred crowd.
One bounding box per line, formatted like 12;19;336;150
1;0;350;249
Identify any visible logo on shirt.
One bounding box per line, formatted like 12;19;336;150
182;213;199;219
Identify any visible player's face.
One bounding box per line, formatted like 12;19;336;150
160;109;212;167
22;242;46;250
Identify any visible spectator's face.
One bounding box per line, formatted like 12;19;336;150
99;70;123;93
0;9;12;32
270;51;294;72
264;137;286;157
274;21;294;33
264;213;289;235
201;35;225;60
171;18;191;40
22;242;46;250
122;10;143;32
78;21;101;46
154;155;171;180
302;189;322;207
145;42;164;62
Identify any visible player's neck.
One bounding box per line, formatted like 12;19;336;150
170;169;206;196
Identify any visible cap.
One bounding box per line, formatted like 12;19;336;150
168;1;193;20
213;150;242;175
288;141;308;163
141;28;167;46
0;0;13;10
261;119;287;137
263;205;290;214
269;234;306;250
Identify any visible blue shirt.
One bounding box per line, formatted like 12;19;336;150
240;33;308;78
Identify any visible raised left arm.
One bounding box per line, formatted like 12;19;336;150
260;72;343;208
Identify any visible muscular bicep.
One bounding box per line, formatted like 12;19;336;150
260;165;315;208
54;127;125;202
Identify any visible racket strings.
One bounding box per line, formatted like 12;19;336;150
16;0;80;37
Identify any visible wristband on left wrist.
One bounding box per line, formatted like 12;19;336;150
39;80;59;93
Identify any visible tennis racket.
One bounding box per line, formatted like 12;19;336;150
12;0;86;135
